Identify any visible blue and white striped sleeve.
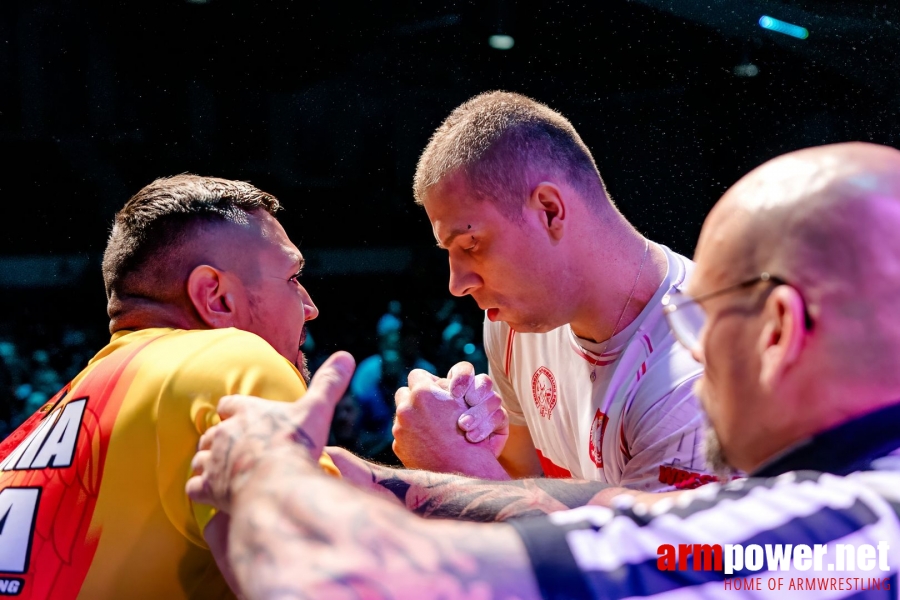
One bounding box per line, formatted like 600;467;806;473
509;470;900;599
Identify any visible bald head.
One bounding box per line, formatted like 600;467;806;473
699;142;900;387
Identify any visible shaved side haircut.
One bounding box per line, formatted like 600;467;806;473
102;175;280;303
414;91;610;220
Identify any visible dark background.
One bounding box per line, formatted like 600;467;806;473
1;0;898;430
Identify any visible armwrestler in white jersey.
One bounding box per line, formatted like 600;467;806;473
388;91;715;492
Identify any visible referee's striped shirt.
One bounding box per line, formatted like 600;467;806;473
511;402;900;599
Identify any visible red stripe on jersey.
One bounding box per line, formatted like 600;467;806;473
504;328;516;377
0;335;163;599
634;361;648;383
572;345;619;367
658;465;721;490
643;333;654;353
536;449;572;478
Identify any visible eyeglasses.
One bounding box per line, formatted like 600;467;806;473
662;272;811;353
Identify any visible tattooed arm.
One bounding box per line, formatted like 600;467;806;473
187;352;541;600
228;446;540;599
328;446;633;522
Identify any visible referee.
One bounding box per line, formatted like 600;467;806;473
187;142;900;599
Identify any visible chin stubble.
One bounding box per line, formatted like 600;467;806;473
299;351;311;385
702;419;736;481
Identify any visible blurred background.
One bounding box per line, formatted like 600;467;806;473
1;0;898;456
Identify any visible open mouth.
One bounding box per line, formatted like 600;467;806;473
487;308;500;321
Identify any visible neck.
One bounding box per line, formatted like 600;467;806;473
569;227;667;343
743;379;900;473
108;295;203;335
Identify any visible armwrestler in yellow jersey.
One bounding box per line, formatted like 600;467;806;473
0;175;336;599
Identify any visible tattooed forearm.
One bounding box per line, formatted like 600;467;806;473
361;462;620;522
227;449;540;600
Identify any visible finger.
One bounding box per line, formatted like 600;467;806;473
407;368;440;388
447;362;475;397
198;427;217;451
463;374;494;407
185;474;211;505
323;445;358;469
391;415;401;439
403;379;456;404
292;351;356;452
394;387;410;409
465;408;509;444
191;449;211;475
216;395;248;419
323;446;370;486
457;392;502;431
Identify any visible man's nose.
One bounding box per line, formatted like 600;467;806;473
302;290;319;321
448;257;481;297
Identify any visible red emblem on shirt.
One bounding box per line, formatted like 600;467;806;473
588;408;609;468
531;366;557;418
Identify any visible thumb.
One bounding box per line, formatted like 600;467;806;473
292;351;356;453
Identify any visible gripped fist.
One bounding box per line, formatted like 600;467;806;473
449;363;509;458
392;362;509;477
186;351;356;512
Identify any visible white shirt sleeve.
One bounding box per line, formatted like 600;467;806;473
483;316;527;426
618;373;713;491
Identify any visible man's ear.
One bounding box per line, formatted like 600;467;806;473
758;286;807;392
526;182;566;240
187;265;238;329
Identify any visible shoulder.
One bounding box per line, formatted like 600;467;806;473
145;327;278;351
154;328;305;407
153;328;298;377
658;245;695;288
641;338;702;389
178;327;282;354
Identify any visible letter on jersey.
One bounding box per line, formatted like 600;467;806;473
0;488;41;573
0;399;86;472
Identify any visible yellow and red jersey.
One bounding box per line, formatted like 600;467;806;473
0;327;337;599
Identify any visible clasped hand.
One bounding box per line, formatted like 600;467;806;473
392;361;509;476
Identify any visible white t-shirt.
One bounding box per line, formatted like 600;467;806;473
484;244;713;491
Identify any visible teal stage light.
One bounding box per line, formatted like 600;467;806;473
488;35;515;50
759;15;809;40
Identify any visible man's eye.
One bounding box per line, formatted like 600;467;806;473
290;271;303;282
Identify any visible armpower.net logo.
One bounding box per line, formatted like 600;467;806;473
657;542;893;592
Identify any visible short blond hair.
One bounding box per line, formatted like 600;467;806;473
414;91;608;219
